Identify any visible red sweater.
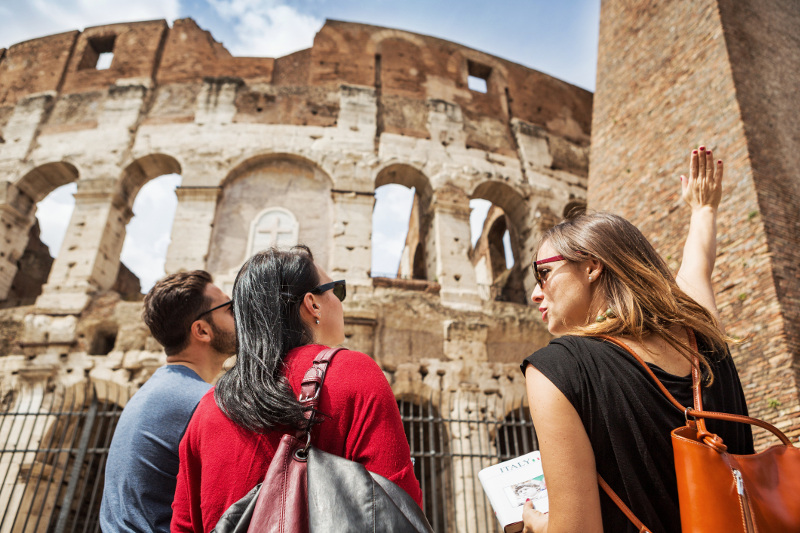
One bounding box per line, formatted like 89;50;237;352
171;345;423;532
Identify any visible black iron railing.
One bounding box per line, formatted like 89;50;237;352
399;393;537;533
0;384;534;533
0;384;122;533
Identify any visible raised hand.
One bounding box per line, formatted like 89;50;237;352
675;145;723;325
681;146;723;211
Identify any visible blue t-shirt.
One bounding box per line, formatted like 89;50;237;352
100;365;211;533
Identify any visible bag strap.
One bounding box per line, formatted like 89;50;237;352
594;332;794;533
597;334;792;446
596;476;651;533
297;347;345;434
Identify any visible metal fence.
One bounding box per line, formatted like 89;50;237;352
399;393;537;533
0;385;534;533
0;384;122;533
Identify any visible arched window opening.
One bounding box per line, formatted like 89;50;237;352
470;199;525;304
1;183;76;308
36;183;77;259
120;174;181;295
371;184;416;279
372;164;433;282
397;397;452;533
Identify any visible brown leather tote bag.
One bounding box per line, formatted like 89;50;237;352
598;335;800;533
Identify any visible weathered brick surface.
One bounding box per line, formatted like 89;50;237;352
157;18;274;85
60;21;167;94
591;0;800;447
0;31;78;106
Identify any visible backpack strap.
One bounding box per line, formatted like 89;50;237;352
594;332;792;531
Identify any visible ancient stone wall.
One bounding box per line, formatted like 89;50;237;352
590;0;800;447
0;17;590;499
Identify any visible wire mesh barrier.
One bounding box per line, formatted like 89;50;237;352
399;393;537;533
0;384;534;533
0;383;122;533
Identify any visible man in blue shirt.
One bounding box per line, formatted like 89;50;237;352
100;270;236;532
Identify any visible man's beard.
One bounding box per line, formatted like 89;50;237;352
208;319;237;355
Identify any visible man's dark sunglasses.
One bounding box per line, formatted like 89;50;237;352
311;280;346;302
195;300;232;322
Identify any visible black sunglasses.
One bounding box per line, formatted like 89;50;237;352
310;280;346;302
194;300;232;322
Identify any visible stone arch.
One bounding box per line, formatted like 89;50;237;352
0;162;80;302
365;30;436;70
208;153;335;293
117;153;182;210
470;181;527;235
219;152;333;190
14;161;80;206
373;164;434;280
469;181;529;304
114;154;183;293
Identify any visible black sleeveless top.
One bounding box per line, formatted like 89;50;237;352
521;335;754;533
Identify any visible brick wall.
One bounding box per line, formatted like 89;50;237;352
0;18;592;156
590;0;800;447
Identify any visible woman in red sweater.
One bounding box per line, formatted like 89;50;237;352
171;246;423;532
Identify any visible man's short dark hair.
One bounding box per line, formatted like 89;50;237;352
143;270;213;355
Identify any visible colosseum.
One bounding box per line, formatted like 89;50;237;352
0;0;798;531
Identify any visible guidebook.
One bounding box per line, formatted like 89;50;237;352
478;451;548;533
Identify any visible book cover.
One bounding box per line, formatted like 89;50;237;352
478;451;548;533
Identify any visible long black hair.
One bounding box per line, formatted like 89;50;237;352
215;245;320;433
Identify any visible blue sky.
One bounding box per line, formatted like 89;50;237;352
0;0;600;290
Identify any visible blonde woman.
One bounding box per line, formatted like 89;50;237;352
521;147;754;533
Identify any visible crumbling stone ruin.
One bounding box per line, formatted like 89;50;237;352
0;17;590;531
1;0;797;529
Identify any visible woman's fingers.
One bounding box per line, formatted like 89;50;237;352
706;149;715;181
702;146;711;180
690;149;699;180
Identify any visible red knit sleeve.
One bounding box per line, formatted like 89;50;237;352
327;350;424;508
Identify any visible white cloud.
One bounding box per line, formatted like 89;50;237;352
120;174;181;293
206;0;322;57
1;0;180;48
371;184;414;277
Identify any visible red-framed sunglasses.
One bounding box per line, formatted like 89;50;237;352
532;255;565;287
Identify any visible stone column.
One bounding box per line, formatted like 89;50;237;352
431;186;481;310
163;186;220;274
0;184;37;300
35;178;132;315
330;190;374;288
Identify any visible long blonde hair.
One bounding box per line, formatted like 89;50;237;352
539;212;728;382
